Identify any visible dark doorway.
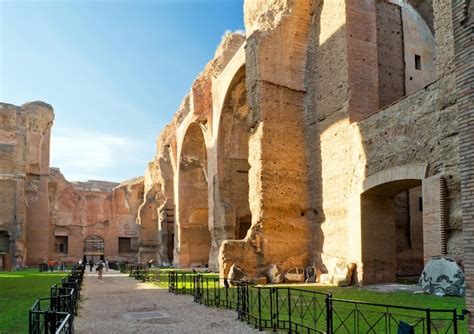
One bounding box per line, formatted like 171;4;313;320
83;235;105;259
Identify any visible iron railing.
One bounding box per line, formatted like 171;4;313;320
29;265;84;333
128;268;466;334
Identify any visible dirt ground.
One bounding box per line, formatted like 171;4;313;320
75;269;258;334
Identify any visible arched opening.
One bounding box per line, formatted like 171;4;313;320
83;235;105;262
179;123;210;266
361;179;424;284
216;66;251;240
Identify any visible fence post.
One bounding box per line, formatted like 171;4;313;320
237;284;241;319
288;288;292;333
453;308;458;334
215;278;220;308
271;287;276;332
326;293;333;334
246;285;250;324
203;277;209;306
426;308;431;334
258;287;262;330
225;279;229;309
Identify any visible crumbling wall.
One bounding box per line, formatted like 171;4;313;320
172;32;246;268
137;120;176;264
0;101;53;267
219;0;315;278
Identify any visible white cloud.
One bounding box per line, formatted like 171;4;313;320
50;127;150;182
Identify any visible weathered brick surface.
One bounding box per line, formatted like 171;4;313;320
453;0;474;329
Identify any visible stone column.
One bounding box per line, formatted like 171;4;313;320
219;1;315;278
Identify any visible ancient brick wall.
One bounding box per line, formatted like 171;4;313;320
376;1;405;108
48;169;143;264
452;0;474;328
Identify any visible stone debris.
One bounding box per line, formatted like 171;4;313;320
320;262;356;286
228;264;250;285
419;256;465;297
267;264;283;284
284;267;305;283
250;277;267;285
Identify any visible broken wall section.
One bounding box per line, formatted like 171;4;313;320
220;0;315;279
137;120;177;264
0;101;54;267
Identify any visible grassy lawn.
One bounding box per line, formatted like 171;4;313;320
299;285;465;311
0;269;66;334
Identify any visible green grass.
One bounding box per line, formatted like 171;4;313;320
0;269;67;334
298;285;465;312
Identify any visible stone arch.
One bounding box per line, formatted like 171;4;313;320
83;235;105;261
214;65;251;242
177;122;211;266
361;164;428;284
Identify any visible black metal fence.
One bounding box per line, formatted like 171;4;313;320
29;265;84;334
125;267;466;334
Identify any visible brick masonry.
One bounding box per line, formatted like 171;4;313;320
453;0;474;329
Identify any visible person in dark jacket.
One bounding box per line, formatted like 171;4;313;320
89;259;93;272
96;261;104;280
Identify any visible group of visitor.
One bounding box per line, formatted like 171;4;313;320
39;259;66;272
78;258;109;280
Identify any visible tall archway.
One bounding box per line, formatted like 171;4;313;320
215;66;251;242
361;178;425;284
178;123;210;266
83;235;105;261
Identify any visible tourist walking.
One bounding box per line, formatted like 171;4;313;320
89;259;93;272
96;261;104;280
104;259;109;272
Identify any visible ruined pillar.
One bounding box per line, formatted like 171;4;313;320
219;1;315;278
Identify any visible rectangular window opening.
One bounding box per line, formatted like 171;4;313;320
415;54;422;70
118;237;131;253
55;236;68;254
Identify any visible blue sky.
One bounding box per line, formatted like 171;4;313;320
0;0;244;182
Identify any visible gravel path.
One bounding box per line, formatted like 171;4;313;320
75;269;258;334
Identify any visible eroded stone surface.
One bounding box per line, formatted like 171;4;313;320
267;264;283;284
228;263;249;284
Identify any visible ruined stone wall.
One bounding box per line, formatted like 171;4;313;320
137;120;176;264
453;0;474;329
0;100;145;267
301;0;460;282
48;169;143;263
0;102;53;267
129;0;464;289
171;32;246;269
220;0;315;278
